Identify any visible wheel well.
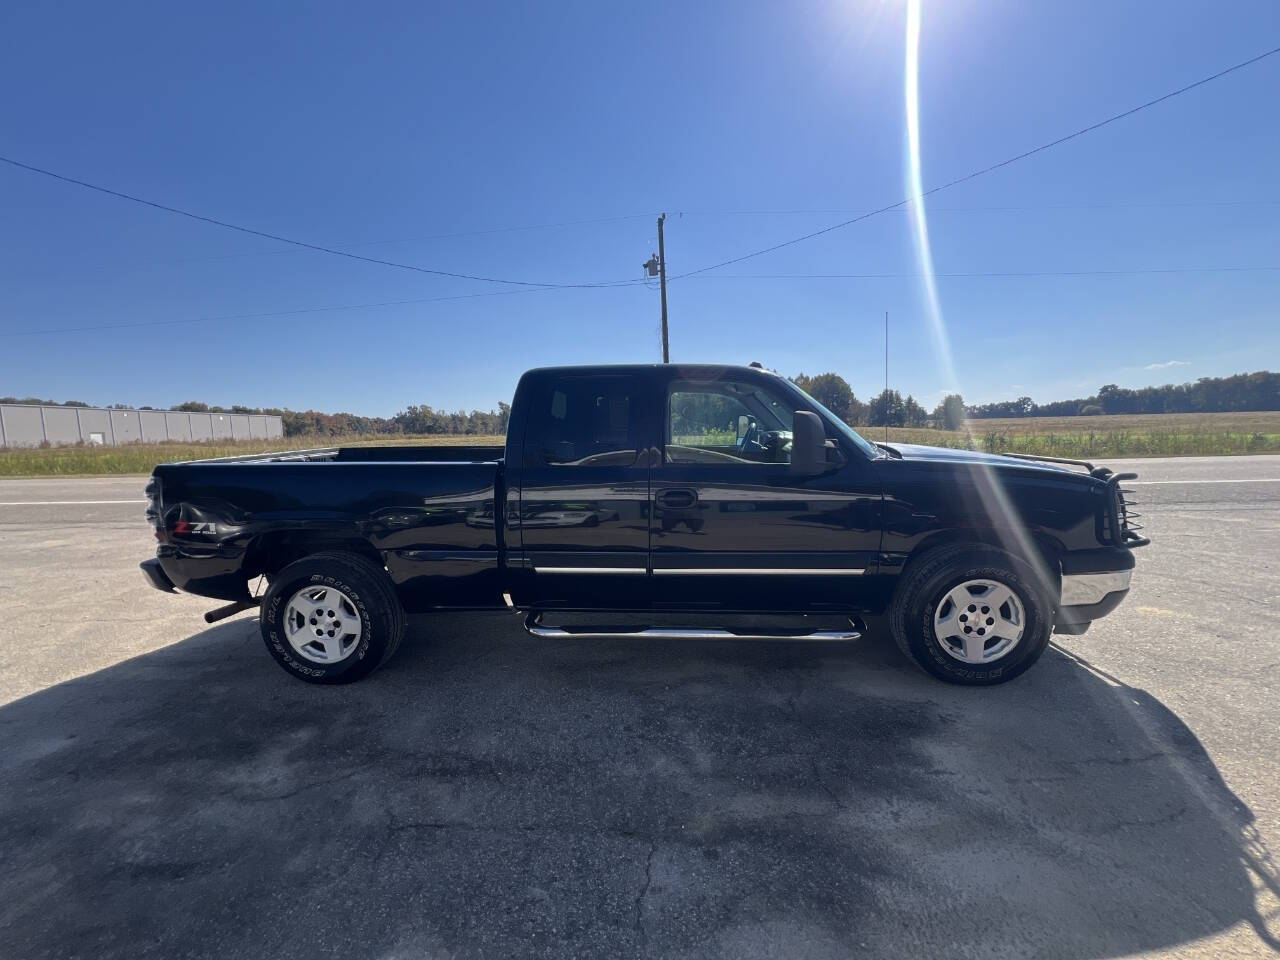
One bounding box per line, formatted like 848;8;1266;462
903;529;1063;592
245;532;383;580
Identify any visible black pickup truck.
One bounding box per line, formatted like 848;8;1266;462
141;364;1146;685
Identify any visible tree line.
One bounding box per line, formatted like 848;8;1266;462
6;369;1274;438
795;369;1279;429
180;402;514;438
792;373;967;430
966;370;1279;419
1;396;92;407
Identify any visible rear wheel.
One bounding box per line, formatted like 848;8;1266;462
889;544;1052;685
260;552;405;683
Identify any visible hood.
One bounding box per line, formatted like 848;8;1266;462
878;443;1080;475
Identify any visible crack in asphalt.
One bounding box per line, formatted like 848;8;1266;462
784;685;845;813
633;839;656;937
237;767;366;803
1004;752;1177;785
1094;803;1190;834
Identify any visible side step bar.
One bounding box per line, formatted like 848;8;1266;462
523;612;860;641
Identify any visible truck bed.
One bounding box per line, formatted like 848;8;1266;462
149;456;504;610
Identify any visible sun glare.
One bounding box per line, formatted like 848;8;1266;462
904;0;956;391
904;0;1057;598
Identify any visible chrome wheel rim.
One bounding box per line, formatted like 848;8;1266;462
933;578;1025;665
283;584;363;664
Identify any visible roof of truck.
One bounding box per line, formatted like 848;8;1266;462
522;362;781;377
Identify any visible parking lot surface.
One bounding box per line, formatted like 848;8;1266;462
1;457;1278;958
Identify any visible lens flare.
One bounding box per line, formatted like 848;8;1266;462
904;0;955;390
903;0;1057;602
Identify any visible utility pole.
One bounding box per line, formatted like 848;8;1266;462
657;214;669;362
644;215;670;362
884;311;890;442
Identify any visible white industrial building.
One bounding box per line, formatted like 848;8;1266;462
0;404;283;448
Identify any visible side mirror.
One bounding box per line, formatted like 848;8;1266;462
790;410;826;475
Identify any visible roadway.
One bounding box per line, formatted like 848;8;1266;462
0;456;1277;958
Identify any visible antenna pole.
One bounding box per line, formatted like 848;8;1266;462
884;311;889;442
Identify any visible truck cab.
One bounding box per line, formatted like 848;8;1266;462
502;364;885;614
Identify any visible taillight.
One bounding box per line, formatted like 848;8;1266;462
145;476;163;534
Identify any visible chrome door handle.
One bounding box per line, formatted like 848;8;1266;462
655;488;698;509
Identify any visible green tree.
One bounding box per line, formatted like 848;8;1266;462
867;389;905;427
931;394;966;430
792;372;865;425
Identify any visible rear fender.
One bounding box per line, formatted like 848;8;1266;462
245;531;383;580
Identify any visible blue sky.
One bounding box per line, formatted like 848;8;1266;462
1;0;1277;416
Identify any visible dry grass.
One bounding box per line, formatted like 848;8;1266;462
0;435;505;477
965;410;1280;435
885;409;1280;459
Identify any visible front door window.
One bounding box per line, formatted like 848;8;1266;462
667;379;795;466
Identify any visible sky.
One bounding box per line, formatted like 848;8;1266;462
1;0;1278;416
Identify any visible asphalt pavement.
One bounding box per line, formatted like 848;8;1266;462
0;456;1277;959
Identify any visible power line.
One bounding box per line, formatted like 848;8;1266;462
9;287;559;337
355;212;657;245
672;199;1280;216
39;196;1279;278
682;266;1280;280
75;213;662;272
0;154;645;290
670;45;1280;280
17;263;1268;339
77;211;660;268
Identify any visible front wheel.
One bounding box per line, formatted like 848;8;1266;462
260;552;406;684
889;545;1053;685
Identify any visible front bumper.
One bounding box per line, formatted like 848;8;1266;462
1056;568;1132;633
1061;569;1132;606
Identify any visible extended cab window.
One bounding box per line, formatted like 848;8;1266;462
667;379;795;465
525;376;638;467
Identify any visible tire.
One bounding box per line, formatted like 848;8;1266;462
888;544;1053;685
259;551;406;684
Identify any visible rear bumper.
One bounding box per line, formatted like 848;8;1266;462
140;557;176;593
144;547;252;601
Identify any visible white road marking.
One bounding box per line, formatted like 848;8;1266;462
0;504;144;512
1126;478;1280;485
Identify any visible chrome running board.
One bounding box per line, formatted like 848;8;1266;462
523;612;860;641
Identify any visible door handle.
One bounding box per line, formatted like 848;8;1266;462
655;488;698;509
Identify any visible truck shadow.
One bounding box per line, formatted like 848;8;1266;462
1;614;1276;960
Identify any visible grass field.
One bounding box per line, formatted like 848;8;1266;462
867;410;1280;458
3;410;1279;476
958;410;1280;459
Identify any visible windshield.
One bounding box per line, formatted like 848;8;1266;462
789;381;881;459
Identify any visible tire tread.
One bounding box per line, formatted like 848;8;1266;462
889;543;1051;685
260;551;406;683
